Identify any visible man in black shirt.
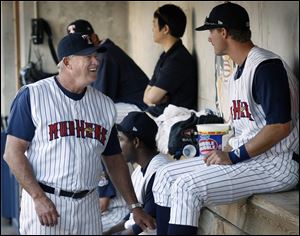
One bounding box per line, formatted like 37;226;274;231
144;4;197;117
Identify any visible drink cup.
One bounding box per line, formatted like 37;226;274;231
196;123;230;157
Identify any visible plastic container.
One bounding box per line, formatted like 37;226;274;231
196;123;230;157
182;144;197;158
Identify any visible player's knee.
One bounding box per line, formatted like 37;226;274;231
171;175;193;192
171;177;203;212
171;175;204;200
155;164;171;182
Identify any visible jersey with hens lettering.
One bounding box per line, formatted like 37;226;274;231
27;77;116;191
228;46;299;158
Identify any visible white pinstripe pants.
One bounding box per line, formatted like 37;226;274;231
152;157;299;226
19;189;102;235
101;196;129;232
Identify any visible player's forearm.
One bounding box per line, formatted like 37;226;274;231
5;153;45;200
245;122;291;157
4;137;45;200
102;154;138;205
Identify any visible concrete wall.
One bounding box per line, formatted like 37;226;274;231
1;2;18;117
1;1;299;117
36;1;128;73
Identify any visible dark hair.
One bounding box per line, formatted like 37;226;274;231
154;4;186;38
227;28;252;43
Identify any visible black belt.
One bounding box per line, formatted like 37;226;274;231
39;182;95;199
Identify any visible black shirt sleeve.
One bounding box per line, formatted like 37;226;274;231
252;59;291;124
154;59;186;94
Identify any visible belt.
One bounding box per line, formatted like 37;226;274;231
39;182;95;199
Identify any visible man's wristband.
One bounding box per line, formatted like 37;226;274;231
128;202;143;211
228;144;251;164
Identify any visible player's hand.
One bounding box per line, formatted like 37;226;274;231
132;208;156;231
100;197;110;213
33;195;60;227
203;150;233;166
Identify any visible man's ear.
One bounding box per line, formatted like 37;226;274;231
132;137;140;149
63;57;72;69
163;24;170;35
221;28;229;38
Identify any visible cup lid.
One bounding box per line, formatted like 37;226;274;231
196;123;230;133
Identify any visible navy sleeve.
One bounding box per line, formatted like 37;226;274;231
98;178;117;198
6;87;36;141
102;125;122;156
252;59;291;124
98;160;117;198
132;174;156;234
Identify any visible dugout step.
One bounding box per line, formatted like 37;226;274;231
198;190;299;235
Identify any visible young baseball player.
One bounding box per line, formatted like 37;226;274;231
3;33;155;235
67;19;149;123
103;111;170;235
152;2;299;235
143;4;197;117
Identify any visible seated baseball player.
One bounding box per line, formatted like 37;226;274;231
67;19;149;123
102;111;170;235
152;2;299;235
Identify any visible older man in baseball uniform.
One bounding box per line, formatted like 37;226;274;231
4;33;155;235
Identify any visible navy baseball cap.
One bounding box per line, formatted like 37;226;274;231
57;33;106;61
116;112;158;147
67;19;94;35
196;2;250;31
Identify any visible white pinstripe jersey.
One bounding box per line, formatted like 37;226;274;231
26;77;116;191
228;46;299;158
125;153;170;230
131;153;170;203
